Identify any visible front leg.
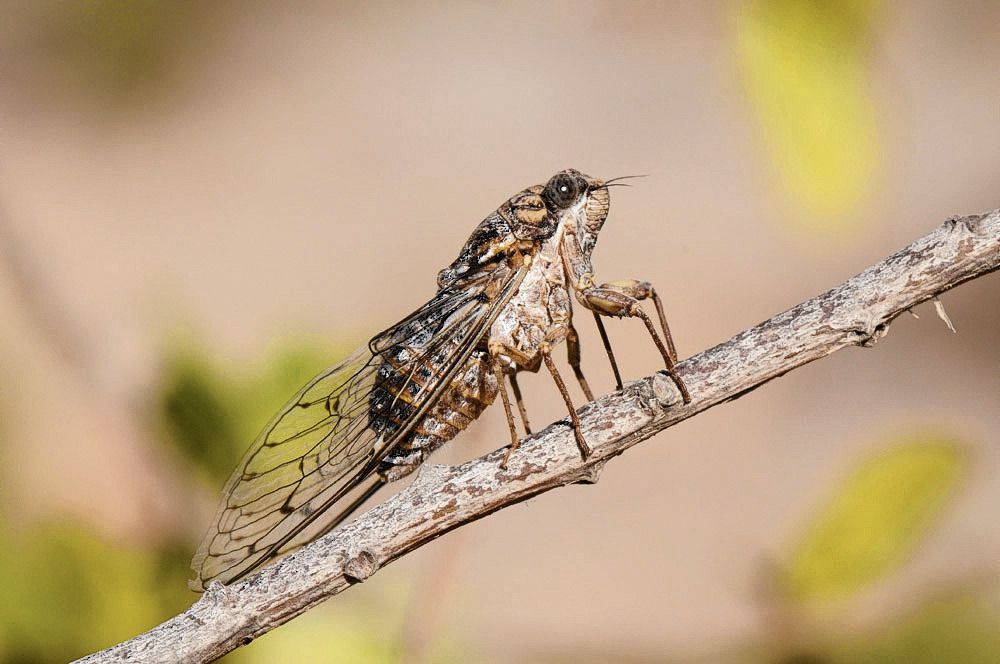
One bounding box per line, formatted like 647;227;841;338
578;277;691;404
592;279;678;362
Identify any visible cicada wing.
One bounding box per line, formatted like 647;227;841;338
189;346;379;590
190;265;527;590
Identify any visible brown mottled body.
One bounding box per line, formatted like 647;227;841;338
377;349;499;481
190;168;689;590
375;205;573;480
375;170;687;479
371;185;552;480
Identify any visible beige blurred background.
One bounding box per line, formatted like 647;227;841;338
0;2;998;663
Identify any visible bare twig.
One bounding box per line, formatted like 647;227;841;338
0;201;97;379
75;210;1000;664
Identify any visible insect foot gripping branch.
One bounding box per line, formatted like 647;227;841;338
189;169;690;590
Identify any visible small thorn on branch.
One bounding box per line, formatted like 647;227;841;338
932;296;957;333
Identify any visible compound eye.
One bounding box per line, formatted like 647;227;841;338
545;173;580;209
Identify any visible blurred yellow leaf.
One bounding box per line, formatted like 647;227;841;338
37;0;200;105
234;607;400;664
785;435;965;601
830;590;1000;663
736;0;882;230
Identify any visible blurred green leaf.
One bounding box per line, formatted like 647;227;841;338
784;435;965;601
158;343;242;481
736;0;882;230
229;342;337;446
157;336;344;485
0;522;190;663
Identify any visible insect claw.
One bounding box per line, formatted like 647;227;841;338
572;424;592;459
659;368;691;404
499;447;514;469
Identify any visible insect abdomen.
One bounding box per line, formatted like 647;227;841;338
376;349;498;482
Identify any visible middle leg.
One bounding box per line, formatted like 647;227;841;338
542;344;591;459
494;358;522;468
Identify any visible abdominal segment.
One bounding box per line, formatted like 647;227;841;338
374;349;499;482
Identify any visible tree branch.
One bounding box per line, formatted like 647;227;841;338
76;210;1000;664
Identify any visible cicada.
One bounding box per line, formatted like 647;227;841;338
189;169;690;590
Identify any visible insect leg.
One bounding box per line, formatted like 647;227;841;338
508;372;532;435
560;234;684;401
542;345;591;459
591;311;624;391
579;281;691;404
648;285;678;364
566;324;595;401
597;280;679;362
495;359;523;468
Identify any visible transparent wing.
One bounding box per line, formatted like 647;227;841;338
190;266;526;590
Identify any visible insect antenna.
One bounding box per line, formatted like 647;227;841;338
603;174;649;185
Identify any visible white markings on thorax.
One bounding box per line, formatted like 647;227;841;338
489;217;575;369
